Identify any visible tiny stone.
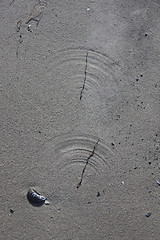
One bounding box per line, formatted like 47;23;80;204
145;212;151;217
87;8;90;11
10;209;14;213
107;207;112;210
27;25;32;32
156;180;160;186
88;201;92;204
97;192;100;197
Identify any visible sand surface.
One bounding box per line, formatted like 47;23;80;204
0;0;160;239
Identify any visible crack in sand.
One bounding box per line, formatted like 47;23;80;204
80;51;88;100
10;0;15;6
76;140;99;188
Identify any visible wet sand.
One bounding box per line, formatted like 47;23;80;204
0;0;159;239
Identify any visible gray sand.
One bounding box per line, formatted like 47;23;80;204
0;0;159;239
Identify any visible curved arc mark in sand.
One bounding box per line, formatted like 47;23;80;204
53;133;121;175
45;47;121;102
47;47;120;75
59;147;111;169
58;158;100;174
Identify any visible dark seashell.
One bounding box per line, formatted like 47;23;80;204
27;188;46;206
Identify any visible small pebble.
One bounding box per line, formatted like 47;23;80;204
97;192;100;197
156;180;160;186
87;8;90;11
145;212;151;217
27;25;32;32
10;209;14;214
107;207;112;210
